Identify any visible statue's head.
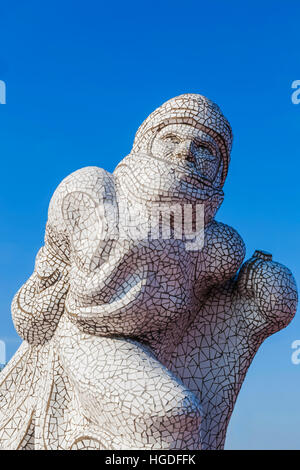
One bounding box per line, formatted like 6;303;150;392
131;94;232;189
114;94;233;225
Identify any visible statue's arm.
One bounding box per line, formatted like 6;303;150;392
194;221;297;339
11;231;69;345
12;166;114;345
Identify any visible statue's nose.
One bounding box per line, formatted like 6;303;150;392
174;139;193;161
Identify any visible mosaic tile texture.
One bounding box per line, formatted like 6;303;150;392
0;94;297;449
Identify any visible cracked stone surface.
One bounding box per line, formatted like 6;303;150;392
0;94;297;450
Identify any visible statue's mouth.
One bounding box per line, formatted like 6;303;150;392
175;166;214;189
114;153;223;204
142;152;221;192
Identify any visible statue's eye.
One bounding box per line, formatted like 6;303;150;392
163;135;180;144
194;141;216;155
195;143;209;152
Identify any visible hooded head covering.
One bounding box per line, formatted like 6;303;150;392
132;94;233;188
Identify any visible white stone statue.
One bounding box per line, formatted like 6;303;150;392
0;94;297;450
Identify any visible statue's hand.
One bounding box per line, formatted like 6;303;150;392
236;250;297;332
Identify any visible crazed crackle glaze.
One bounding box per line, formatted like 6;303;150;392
0;94;297;450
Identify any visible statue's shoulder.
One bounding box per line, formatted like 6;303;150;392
206;220;245;252
198;220;246;285
55;166;113;193
47;166;115;231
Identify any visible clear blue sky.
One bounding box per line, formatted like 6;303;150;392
0;0;299;449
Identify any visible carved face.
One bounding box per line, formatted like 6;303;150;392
150;124;222;184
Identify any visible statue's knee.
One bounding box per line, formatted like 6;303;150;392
158;396;201;431
139;392;202;441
